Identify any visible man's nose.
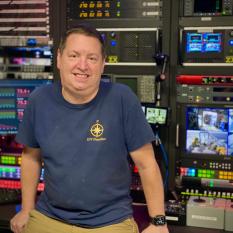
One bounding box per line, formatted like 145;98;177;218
76;57;88;70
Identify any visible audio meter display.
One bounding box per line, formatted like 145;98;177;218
67;0;162;19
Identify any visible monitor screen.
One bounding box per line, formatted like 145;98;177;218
146;107;168;125
194;0;222;14
186;32;222;53
186;107;233;156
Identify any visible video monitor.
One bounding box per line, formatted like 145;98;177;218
186;107;233;156
194;0;222;14
186;32;222;53
146;107;168;125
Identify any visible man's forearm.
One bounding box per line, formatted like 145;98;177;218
139;162;165;217
20;150;41;212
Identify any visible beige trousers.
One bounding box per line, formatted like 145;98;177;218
23;210;139;233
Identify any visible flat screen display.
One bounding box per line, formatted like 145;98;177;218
186;32;222;53
146;107;168;125
186;107;233;156
194;0;222;13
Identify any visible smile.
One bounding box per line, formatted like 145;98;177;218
73;73;89;79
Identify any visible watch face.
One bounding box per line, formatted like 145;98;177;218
151;215;166;226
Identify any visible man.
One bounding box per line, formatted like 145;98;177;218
10;24;169;233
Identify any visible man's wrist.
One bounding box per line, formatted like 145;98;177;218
150;215;167;226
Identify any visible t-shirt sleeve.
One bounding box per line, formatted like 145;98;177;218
15;97;40;148
122;87;156;152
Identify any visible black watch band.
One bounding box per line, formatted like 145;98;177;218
150;215;167;226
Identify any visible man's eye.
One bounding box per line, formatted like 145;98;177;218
89;57;97;61
69;54;77;58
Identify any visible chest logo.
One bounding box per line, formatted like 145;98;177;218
90;120;104;138
87;120;106;142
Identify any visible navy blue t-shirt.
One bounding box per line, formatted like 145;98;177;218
16;81;155;227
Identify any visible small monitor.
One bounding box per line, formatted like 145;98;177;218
146;107;168;125
186;32;222;53
194;0;222;14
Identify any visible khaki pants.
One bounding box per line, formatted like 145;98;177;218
23;210;139;233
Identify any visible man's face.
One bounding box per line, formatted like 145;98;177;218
57;33;105;103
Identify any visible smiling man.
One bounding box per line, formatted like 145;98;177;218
10;24;169;233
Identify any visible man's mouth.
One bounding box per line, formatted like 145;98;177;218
73;73;89;79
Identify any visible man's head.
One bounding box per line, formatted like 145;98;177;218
57;24;106;104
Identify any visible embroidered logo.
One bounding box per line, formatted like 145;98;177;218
87;120;106;142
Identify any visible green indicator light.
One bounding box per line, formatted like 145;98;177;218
209;180;214;187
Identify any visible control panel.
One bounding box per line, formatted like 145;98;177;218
176;75;233;104
99;28;160;65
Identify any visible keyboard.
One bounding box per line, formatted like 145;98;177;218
0;189;21;204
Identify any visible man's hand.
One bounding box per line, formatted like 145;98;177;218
142;224;169;233
10;210;30;233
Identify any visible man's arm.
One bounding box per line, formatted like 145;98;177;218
130;143;169;233
10;146;42;233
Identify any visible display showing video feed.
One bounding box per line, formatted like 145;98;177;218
146;107;167;125
186;32;222;53
186;107;233;156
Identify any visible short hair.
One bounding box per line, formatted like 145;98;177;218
58;24;106;58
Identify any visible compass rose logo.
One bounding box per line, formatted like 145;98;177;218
90;120;104;138
87;120;106;142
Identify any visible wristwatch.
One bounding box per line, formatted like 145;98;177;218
150;215;167;226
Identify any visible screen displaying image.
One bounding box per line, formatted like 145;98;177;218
186;32;222;53
186;107;233;156
146;107;167;125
